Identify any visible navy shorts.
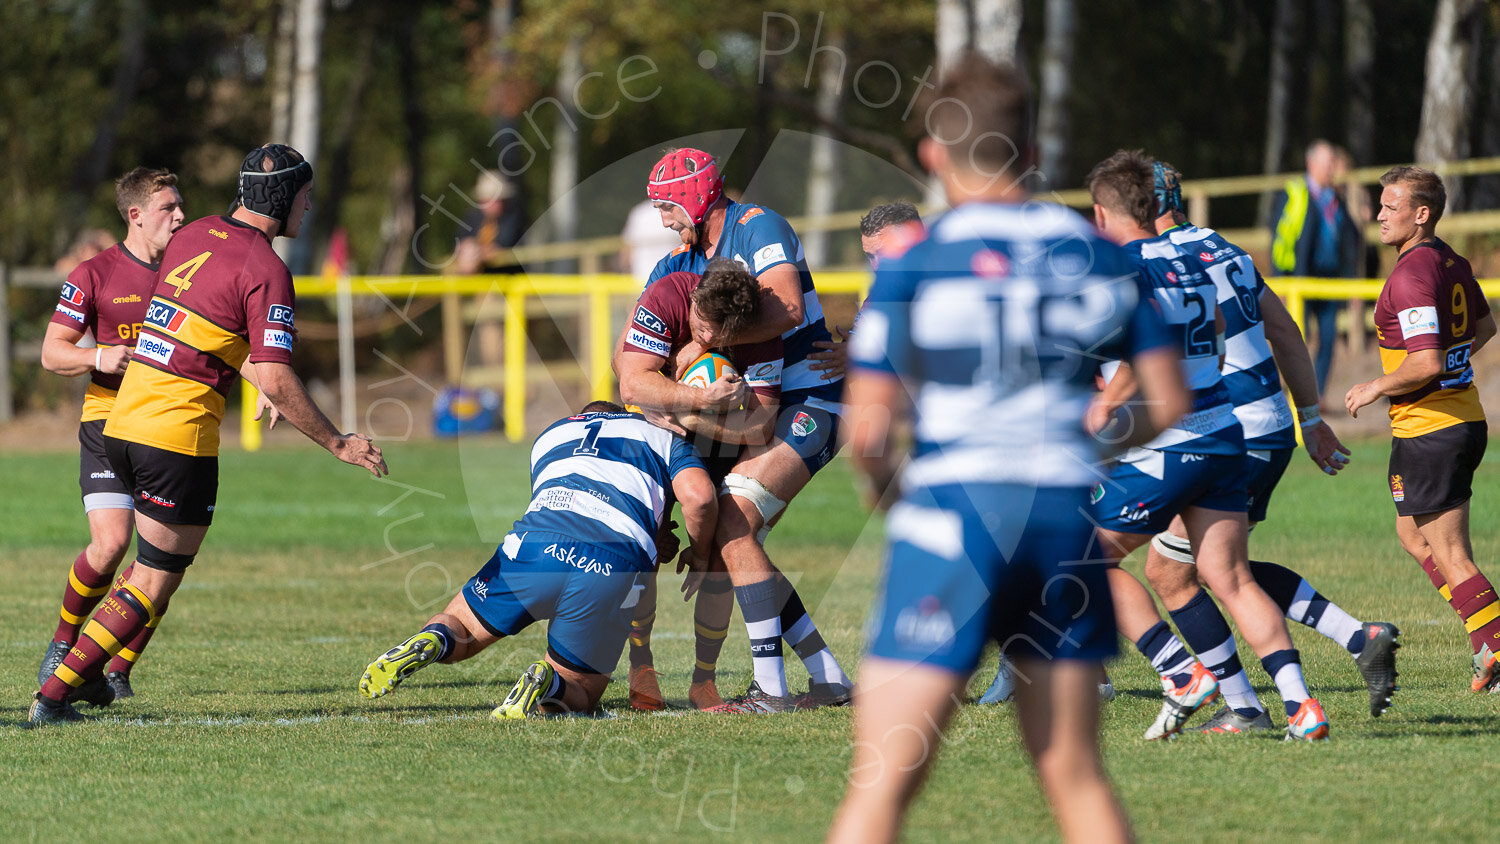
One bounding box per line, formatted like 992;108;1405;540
1092;450;1248;535
774;384;843;476
867;483;1118;673
1244;448;1293;524
462;531;647;675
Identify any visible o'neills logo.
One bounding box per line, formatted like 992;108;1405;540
112;294;142;304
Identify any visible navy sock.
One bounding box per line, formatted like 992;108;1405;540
1168;588;1244;683
1134;621;1195;686
1249;560;1302;613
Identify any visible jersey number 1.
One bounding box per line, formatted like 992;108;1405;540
165;251;212;298
573;419;604;456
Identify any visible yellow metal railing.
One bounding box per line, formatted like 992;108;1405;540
239;272;1500;448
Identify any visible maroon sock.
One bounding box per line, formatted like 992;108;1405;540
1451;574;1500;655
1419;555;1457;606
40;585;153;702
107;598;167;675
51;551;114;644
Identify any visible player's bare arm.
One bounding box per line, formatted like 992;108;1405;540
255;361;388;477
671;466;718;572
674;390;778;447
1473;313;1497;354
843;369;906;511
41;322;132;376
1344;348;1442;418
1260;287;1350;471
615;346;745;413
807;323;848;381
238;360;283;430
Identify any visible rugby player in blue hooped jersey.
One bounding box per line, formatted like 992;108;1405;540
639;148;853;712
1139;161;1399;730
358;402;718;719
1086;150;1331;742
830;55;1189;844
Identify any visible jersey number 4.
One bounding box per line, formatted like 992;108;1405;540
165;251;212;298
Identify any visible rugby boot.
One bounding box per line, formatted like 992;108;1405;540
1353;622;1400;715
1144;661;1218;740
28;692;92;727
492;660;555;720
1198;706;1273;734
1285;698;1330;741
37;640;70;687
359;630;442;699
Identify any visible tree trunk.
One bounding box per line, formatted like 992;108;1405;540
973;0;1023;65
547;36;582;270
1415;0;1482;209
1037;0;1077;189
310;17;378;249
393;6;425;275
1343;0;1375;165
1259;0;1298;226
280;0;324;271
938;0;1022;70
1473;14;1500;209
803;23;846;269
269;0;295;142
61;0;147;252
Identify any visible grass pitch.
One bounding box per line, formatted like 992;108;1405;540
2;436;1498;841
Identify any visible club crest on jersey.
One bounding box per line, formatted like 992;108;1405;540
60;282;85;306
790;411;816;438
1090;484;1105;504
145;300;188;333
971;250;1010;279
267;304;295;326
632;305;667;335
1390;473;1405;502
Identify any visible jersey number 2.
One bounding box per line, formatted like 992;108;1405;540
165;251;212;298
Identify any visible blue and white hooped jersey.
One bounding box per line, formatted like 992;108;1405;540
647;199;837;396
1165;224;1295;450
848;201;1174;490
509;412;705;571
1123;235;1244;457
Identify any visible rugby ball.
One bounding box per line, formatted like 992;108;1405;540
679;352;737;388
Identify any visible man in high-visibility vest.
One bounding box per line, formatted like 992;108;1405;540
1269;140;1363;401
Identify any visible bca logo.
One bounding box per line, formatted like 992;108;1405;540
145;301;187;333
60;282;85;306
632;305;666;335
267;304;294;326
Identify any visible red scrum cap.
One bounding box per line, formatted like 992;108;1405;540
647;149;723;225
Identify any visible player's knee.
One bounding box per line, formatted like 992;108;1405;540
135;535;196;574
720;473;786;542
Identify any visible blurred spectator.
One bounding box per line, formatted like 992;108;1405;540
1270;140;1363;402
619;199;681;285
454;170;524;274
53;228;116;275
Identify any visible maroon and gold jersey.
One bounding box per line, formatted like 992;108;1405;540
1373;238;1489;438
49;244;157;422
105;216;296;456
623;270;783;402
